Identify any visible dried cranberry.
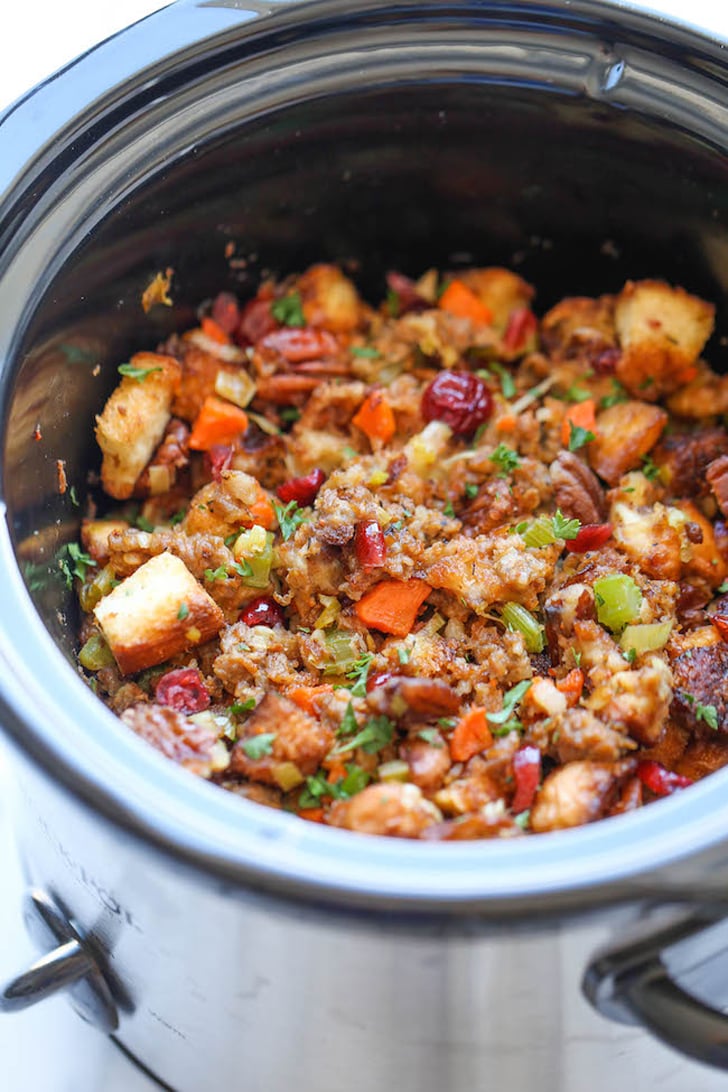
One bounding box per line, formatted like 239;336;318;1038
421;371;493;436
355;520;387;568
259;327;339;363
712;614;728;642
237;297;278;345
155;668;210;715
204;444;234;482
239;596;285;628
211;292;240;335
366;671;395;693
565;523;613;553
511;745;542;813
386;270;430;315
592;347;621;375
637;760;693;797
276;468;326;507
503;308;538;353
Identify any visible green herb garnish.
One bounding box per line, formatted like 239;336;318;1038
270;292;305;327
600;380;628;410
280;407;301;423
230;699;256;716
443;501;456;518
118;362;162;382
486;679;532;736
465;482;479;499
568;421;596;452
332;714;395;756
490;442;521;477
351;346;382;359
397;647;411;665
204;565;229;582
241;733;276;759
641;455;660;481
274;500;308;540
58;543;97;588
488;361;516;399
346;654;373;698
177;602;189;621
136;514;155;533
170;508;187;526
417;727;444;747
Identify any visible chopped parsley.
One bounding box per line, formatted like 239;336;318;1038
443;501;456;518
551;510;581;540
280;407;301;423
135;514;155;533
331;713;395;756
337;700;359;739
600;380;628;409
438;717;457;729
270;291;305;327
718;581;728;594
641;455;660;481
682;692;719;730
204;565;229;582
170;508;187;526
230;699;256;716
299;763;371;807
417;727;444;747
568;421;596;452
240;733;276;759
58;543;97;588
513;809;531;829
351;345;382;359
345;654;373;698
465;482;479;499
274;500;308;540
386;288;400;317
486;679;532;736
564;384;591;403
224;531;239;547
490;442;521;477
230;560;254;578
118;362;162;382
177;602;189;621
488;361;516;399
69;485;79;507
397;647;411;665
622;647;637;665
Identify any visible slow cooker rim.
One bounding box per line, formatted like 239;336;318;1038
2;0;728;914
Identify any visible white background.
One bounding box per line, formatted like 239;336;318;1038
1;1;727;1090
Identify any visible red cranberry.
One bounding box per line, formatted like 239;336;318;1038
565;523;613;553
421;371;493;436
366;671;395;693
355;520;387;568
503;308;538;353
239;596;285;628
155;668;210;715
276;468;326;507
259;327;338;363
637;760;693;797
511;745;542;813
592;347;621;375
211;292;240;335
204;444;234;482
237;297;278;345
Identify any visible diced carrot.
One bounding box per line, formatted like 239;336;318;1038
247;481;275;530
561;398;596;447
449;707;493;763
438;279;494;325
327;762;348;784
354;579;432;636
352;390;396;444
288;684;334;716
555;668;584;707
201;316;231;345
676;365;698;386
496;414;517;432
298;807;325;823
188;395;249;450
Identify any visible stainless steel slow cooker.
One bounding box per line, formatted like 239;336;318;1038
3;1;728;1088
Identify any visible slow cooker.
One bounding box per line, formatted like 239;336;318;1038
3;1;728;1088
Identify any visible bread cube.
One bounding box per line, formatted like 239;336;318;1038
610;501;681;581
94;553;224;675
456;267;534;330
589;400;667;485
614;280;714;398
297;263;366;333
81;519;130;564
95;353;181;500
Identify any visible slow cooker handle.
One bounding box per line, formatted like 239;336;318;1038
583;909;728;1069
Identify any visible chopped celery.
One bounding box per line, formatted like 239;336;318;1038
501;602;545;653
314;595;341;630
619;621;672;656
78;564;118;612
322;629;363;676
521;517;558;548
594;574;642;632
78;634;116;671
232;525;274;588
378;760;410;783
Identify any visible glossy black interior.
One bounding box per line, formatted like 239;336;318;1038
3;0;728;656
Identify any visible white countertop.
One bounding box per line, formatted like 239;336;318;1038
1;1;727;1089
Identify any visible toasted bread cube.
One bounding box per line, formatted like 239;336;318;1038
672;499;727;589
456;267;534;330
667;364;728;418
94;553;224;675
297;263;366;333
95;353;181;500
541;294;616;356
81;519;131;564
610;502;681;581
589;400;667;485
614;280;714;399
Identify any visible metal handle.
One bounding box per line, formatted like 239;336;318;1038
583;909;728;1070
0;889;118;1032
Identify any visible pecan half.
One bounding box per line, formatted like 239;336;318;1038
549;451;607;524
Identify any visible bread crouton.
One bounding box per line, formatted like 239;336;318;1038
81;519;130;564
229;691;333;784
296;263;367;333
95;353;181;499
455;267;534;331
610;501;682;580
589;400;667;485
667;364;728;418
530;760;619;832
614;280;714;399
541;294;616;358
94;552;224;675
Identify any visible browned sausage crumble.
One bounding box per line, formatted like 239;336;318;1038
68;264;728;838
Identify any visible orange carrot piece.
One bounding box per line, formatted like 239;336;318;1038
201;316;231;345
496;414;517;433
439;279;493;325
354;579;432;636
298;807;325;823
188;396;249;450
327;762;348;784
555;668;585;707
352;390;396;444
449;708;494;763
288;684;334;716
561;398;596;447
247;481;275;530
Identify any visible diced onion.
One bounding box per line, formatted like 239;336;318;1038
186;329;246;363
148;464;174;495
245;411;280;436
619;621;673;656
501;602;545;653
593;574;643;632
314;595;341;630
214;368;257;408
404;421;453;475
378;760;410;783
272;762;305;791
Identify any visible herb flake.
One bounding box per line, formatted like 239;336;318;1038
270;292;305;328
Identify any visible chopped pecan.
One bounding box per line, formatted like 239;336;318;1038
653;427;728;498
706;455;728;517
549;451;607;524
